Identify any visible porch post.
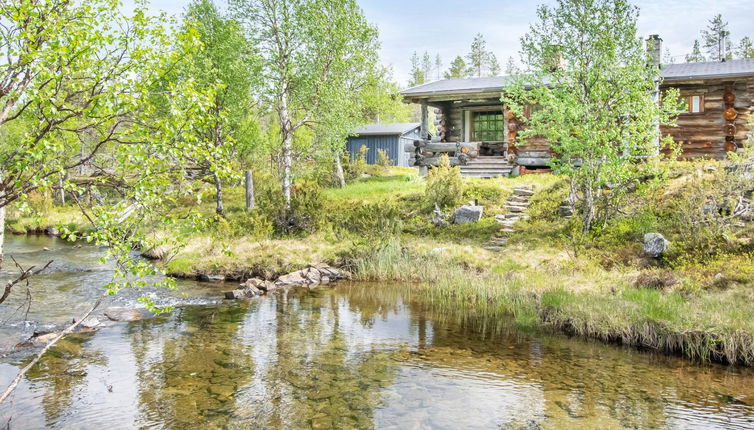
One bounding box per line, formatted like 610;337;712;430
420;100;429;141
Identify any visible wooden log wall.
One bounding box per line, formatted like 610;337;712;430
660;78;754;159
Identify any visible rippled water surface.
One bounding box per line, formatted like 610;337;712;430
2;236;754;429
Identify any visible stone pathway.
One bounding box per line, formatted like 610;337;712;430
484;186;535;252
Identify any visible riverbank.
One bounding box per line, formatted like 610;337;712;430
10;162;754;365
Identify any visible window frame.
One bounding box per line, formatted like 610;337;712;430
470;110;505;142
684;94;705;114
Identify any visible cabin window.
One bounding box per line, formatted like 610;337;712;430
471;111;504;142
685;95;704;114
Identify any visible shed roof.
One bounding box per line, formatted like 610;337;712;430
351;122;420;136
400;58;754;97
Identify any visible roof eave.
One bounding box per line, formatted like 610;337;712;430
662;71;754;82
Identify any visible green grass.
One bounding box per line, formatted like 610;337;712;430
323;172;423;201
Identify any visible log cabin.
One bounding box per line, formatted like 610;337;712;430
399;35;754;177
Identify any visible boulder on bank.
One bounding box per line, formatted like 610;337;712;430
224;264;343;300
643;233;670;258
453;205;484;224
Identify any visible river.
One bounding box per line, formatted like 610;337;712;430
1;235;754;429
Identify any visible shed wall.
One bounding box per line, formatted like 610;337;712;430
346;135;411;167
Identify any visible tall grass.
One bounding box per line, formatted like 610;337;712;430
351;240;754;365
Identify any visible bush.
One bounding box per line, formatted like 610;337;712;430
327;198;403;238
425;154;463;209
376;148;393;168
463;181;506;207
276;180;326;235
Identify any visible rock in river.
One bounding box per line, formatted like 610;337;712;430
104;307;143;322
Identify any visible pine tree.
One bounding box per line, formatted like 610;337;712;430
489;54;501;76
434;53;442;81
663;48;673;64
444;56;467;79
466;33;487;77
408;51;425;87
421;51;433;82
505;56;518;75
737;37;754;59
701;14;732;61
685;40;706;63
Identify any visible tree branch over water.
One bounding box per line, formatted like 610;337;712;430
0;258;53;306
0;296;103;404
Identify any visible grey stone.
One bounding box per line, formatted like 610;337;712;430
200;274;226;282
513;188;535;196
224;286;262;299
453;205;484;224
643;233;670;258
104;307;142;322
558;205;575;217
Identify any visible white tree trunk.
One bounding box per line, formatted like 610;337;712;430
245;170;255;210
213;171;224;216
279;93;294;209
0;203;5;269
334;149;346;188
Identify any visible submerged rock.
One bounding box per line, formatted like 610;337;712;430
643;233;670;258
453;205;484;224
104;307;143;322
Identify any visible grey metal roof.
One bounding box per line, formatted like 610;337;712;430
400;58;754;97
661;58;754;81
351;122;420;136
401;77;509;97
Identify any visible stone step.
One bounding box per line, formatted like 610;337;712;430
508;195;531;204
512;188;535;197
505;200;530;208
500;228;516;233
505;205;527;213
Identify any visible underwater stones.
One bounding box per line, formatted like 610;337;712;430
224;285;262;299
199;273;226;282
453;205;484;224
104;306;143;322
643;233;670;258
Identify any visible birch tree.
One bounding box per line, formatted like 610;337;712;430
178;0;260;216
231;0;379;208
0;0;229;310
502;0;684;232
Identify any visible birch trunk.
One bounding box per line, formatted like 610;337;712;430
279;93;293;209
333;149;346;188
213;171;224;217
245;170;255;210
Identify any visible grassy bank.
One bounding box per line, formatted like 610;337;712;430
12;162;754;365
352;240;754;365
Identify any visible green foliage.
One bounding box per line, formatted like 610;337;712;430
502;0;685;232
462;181;507;208
376;149;393;168
425;155;463;209
444;56;467;79
465;33;499;78
327;198;403;239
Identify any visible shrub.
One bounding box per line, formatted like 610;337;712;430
327;198;403;238
463;181;506;207
425;154;463;209
344;146;369;180
376;148;393;168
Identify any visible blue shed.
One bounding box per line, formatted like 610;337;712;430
346;123;424;167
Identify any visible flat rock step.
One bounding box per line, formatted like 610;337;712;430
512;188;535;196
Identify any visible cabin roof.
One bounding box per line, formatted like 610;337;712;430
661;58;754;81
400;58;754;98
351;122;421;136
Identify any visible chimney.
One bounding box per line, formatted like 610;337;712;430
646;34;662;67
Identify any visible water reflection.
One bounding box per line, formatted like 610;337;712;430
2;275;754;428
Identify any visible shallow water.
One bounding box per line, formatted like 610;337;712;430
2;236;754;429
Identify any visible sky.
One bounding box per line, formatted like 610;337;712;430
141;0;754;85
